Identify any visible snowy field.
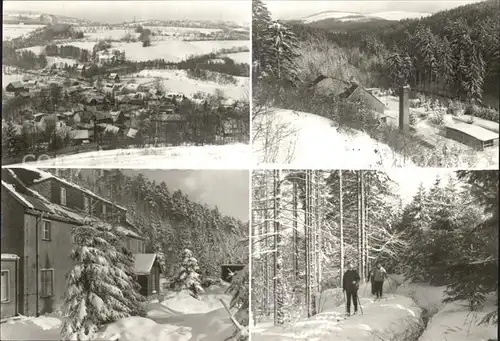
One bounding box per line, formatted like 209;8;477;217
2;72;25;88
78;29;139;41
253;109;413;168
221;51;250;64
143;26;223;35
0;284;239;341
12;143;251;169
128;69;249;100
2;24;45;40
112;40;250;62
45;56;78;67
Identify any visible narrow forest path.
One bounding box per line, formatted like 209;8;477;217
252;280;423;341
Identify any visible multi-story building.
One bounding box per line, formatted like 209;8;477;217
1;168;160;318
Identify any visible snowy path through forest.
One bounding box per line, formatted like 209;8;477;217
252;290;421;341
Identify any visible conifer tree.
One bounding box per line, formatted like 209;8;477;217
172;248;205;299
61;221;143;340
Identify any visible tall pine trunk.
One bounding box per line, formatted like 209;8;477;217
292;179;299;282
273;170;284;325
339;170;344;288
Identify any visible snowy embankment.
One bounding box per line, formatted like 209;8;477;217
253;108;413;168
11;144;251;169
253;276;498;341
396;280;498;341
1;285;238;341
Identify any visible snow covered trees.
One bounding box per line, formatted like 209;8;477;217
171;248;205;299
61;221;145;340
252;0;299;87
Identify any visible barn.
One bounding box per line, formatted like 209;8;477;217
444;122;499;151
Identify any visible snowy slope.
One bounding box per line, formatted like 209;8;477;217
369;11;431;21
11;144;251;169
301;10;431;23
253;109;413;168
302;11;363;23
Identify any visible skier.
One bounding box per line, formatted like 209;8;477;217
367;266;376;296
372;262;388;299
343;262;360;316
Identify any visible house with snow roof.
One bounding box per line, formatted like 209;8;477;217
0;168;160;318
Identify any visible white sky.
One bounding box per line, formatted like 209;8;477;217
3;1;251;24
264;0;485;20
123;169;250;222
386;168;456;203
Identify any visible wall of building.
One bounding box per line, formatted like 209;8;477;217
1;259;19;318
23;213;76;316
1;192;26;315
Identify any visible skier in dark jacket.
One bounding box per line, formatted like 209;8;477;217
372;262;388;299
343;262;360;316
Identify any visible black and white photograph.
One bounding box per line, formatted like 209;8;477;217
2;1;250;168
252;0;499;168
1;167;249;340
251;169;498;340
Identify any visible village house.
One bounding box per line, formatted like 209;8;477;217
444;122;499;151
6;82;26;95
309;76;387;115
0;168;160;318
108;73;120;83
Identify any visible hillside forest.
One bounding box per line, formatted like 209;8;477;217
253;0;499;112
251;169;498;327
48;168;249;279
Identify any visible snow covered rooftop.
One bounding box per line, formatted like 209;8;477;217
14;167;127;211
445;122;499;142
133;254;157;275
1;253;20;260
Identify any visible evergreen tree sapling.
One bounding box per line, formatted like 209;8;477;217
173;248;205;299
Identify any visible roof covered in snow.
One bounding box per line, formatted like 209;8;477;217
133;254;157;275
1;253;20;260
445;122;499;142
7;168;126;211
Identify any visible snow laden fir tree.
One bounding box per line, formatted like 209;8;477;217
171;248;205;299
61;221;146;341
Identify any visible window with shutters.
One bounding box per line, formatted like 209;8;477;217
40;269;54;297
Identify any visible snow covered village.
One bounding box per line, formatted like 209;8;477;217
0;168;250;340
251;169;498;340
2;1;251;167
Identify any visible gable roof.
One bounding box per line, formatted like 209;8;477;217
343;84;386;107
7;81;25;90
7;168;127;211
3;170;141;237
133;254;157;275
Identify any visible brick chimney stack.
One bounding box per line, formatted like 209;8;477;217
399;85;410;131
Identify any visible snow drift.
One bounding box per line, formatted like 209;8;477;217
13;144;251;169
253;109;412;168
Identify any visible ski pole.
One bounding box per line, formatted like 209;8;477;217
357;295;364;315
